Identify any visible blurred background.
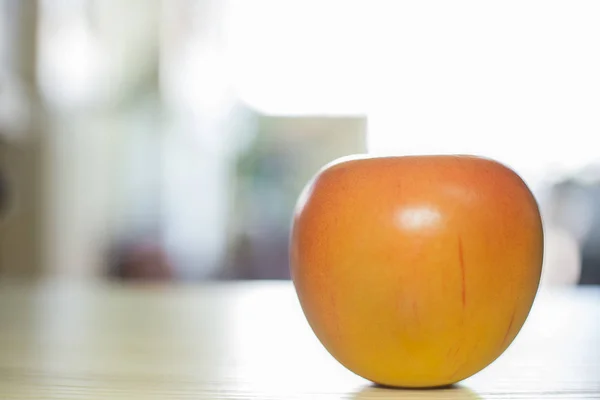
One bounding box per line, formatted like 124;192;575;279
0;0;599;285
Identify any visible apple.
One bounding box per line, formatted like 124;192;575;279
290;155;543;388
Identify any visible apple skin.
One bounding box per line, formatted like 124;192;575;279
290;155;543;388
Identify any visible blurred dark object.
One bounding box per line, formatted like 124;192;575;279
108;239;174;282
0;136;7;220
545;175;600;285
0;169;6;219
579;181;600;285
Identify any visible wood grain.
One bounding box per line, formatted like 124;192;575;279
0;281;598;399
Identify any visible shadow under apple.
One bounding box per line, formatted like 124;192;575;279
352;383;482;399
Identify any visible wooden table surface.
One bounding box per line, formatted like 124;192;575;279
0;281;598;399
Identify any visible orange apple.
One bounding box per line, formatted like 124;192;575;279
290;155;543;388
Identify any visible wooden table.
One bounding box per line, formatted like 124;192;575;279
0;281;598;399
